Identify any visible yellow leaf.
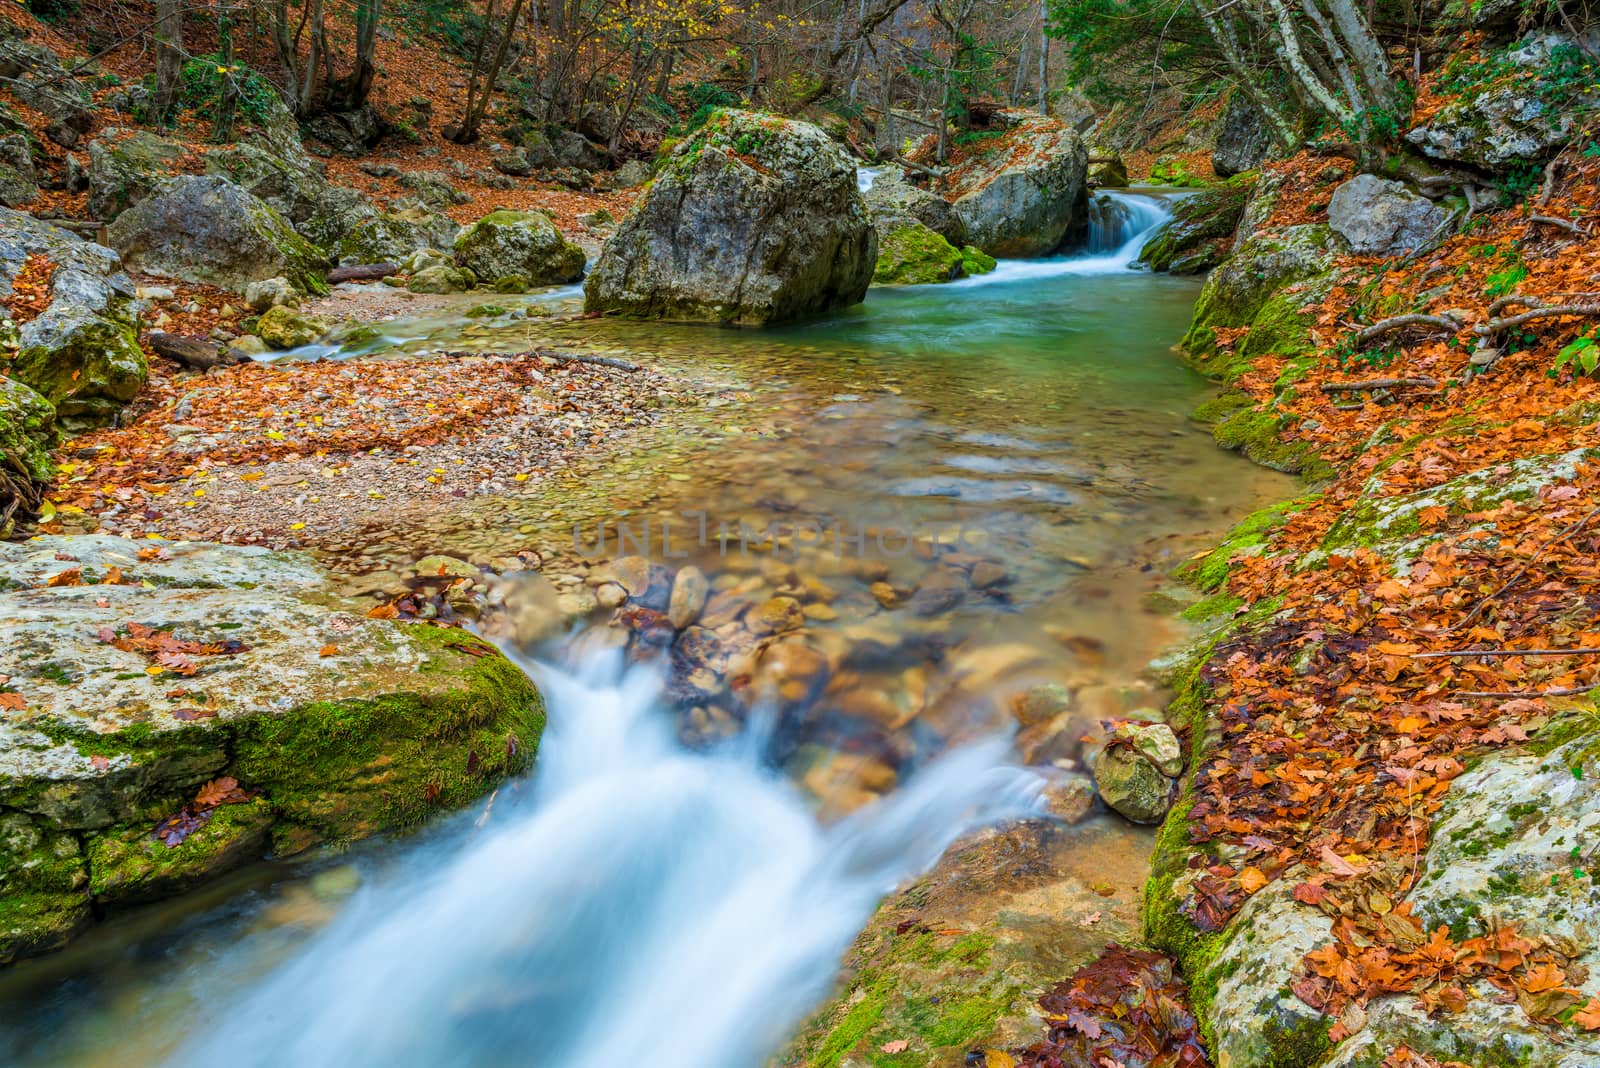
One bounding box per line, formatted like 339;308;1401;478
1240;866;1269;894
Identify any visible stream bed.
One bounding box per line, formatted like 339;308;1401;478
0;194;1292;1067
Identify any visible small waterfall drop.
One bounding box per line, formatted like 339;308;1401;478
856;165;888;193
162;647;1043;1068
947;191;1174;288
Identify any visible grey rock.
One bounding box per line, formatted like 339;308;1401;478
584;110;875;326
1326;174;1448;257
0;38;93;147
303;106;384;155
336;208;461;265
204;143;378;248
397;169;469;209
109;176;329;294
1090;739;1176;823
243;276;302;312
492;147;534;177
949;110;1087;257
454;210;585;290
0;132;37;207
87;129;184;221
863;166;965;246
1;208;146;428
1212;94;1274;178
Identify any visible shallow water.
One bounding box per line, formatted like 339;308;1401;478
0;195;1292;1066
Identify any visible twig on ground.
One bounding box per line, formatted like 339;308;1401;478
1411;647;1600;659
1320;376;1439;393
1529;214;1583;235
1453;686;1593;699
1477;303;1600;336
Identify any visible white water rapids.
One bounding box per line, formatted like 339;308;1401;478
163;648;1043;1068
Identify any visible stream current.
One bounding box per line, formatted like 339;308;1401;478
0;191;1290;1067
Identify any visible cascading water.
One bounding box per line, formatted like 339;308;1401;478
948;191;1174;288
157;647;1042;1068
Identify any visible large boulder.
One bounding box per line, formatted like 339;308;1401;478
584;109;875;325
0;535;545;964
397;169;469;209
862;166;965;246
1;208;147;428
109;176;328;294
87;129;184;222
1138;176;1254;274
303;106;384;155
947;110;1088;257
336;207;461;266
453;210;585;290
204;143;379;249
1212;94;1274;178
1405;33;1598;171
1326;174;1448;257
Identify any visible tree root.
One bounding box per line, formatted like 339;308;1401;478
1529;214;1583;235
1320;376;1439;393
1353;314;1462;345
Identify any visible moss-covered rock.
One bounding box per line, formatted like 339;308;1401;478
408;264;476;294
336;208;461;266
1181;225;1342;369
872;222;965;286
1138;175;1254;274
108;176;329;294
959;245;996;276
86;128;184;221
2;207;149;429
0;377;55;512
453;210;585;290
87;798;274;904
1147;156;1208;187
254;305;330;349
0;535;545;962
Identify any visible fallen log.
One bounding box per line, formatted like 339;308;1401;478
148;331;245;371
1319;376;1439;393
327;263;400;284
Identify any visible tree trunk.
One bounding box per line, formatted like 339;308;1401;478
456;0;527;143
1036;0;1049;111
152;0;184;126
1322;0;1398;112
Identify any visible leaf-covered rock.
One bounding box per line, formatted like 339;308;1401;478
1138;177;1254;274
86;129;185;222
947;110;1088;257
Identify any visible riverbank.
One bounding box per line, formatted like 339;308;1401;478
996;145;1600;1067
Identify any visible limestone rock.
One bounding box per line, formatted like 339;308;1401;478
1326;174;1448;257
948;110;1087;257
863;166;965;246
667;565;708;629
336;208;461;266
108;176;329;295
1405;32;1598;171
584;109;875;325
453;210;585;290
87;129;184;221
1091;738;1176;824
1212;94;1274;178
254;305;330;349
408;264;476;294
204;143;379;248
2;209;147;428
0;535;544;964
1182;224;1343;357
244;276;302;312
0;132;38;207
0;37;93;147
397;169;469;209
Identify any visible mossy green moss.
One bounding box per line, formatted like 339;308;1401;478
873;222;964;286
230;624;543;846
786;928;1017;1068
87;798;273;903
0;890;89;965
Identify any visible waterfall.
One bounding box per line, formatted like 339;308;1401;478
1081;191;1174;257
856;165;889;193
163;648;1043;1068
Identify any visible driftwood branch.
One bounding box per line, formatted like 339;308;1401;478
148;331;246;371
1320;376;1439;393
889;154;945;180
1354;314;1462;345
1529;213;1583;235
327;262;400;284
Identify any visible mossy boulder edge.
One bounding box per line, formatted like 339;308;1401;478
0;535;545;965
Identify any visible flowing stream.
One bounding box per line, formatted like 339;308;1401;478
0;192;1291;1067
